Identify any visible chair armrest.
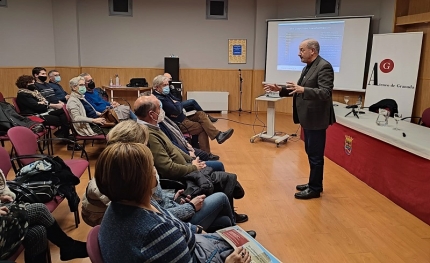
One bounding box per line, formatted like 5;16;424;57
160;179;186;191
401;116;422;123
10;154;50;173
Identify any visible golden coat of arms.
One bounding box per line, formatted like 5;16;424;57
345;135;353;155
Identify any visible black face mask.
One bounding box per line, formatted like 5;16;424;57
87;80;96;90
37;76;47;82
27;84;36;91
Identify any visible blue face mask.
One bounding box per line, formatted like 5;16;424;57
54;76;61;83
162;86;170;95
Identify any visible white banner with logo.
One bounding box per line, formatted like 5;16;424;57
364;32;423;119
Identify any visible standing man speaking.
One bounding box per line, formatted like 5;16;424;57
264;39;336;200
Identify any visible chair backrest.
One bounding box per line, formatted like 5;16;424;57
62;104;72;123
87;225;104;263
11;97;21;114
7;126;39;165
0;147;12;177
421;108;430;128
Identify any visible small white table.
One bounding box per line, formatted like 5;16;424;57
250;96;289;147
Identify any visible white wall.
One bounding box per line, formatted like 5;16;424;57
254;0;279;69
52;0;80;66
277;0;395;34
77;0;257;69
0;0;56;67
0;0;396;69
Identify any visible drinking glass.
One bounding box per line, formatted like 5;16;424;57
344;96;350;106
394;113;402;130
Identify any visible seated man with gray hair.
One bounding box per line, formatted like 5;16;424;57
79;72;137;121
152;75;233;154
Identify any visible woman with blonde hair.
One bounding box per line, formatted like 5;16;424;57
82;120;237;234
96;143;251;262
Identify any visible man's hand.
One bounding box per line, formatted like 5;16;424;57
189;195;206;211
286;82;304;95
189;149;196;158
65;95;70;100
111;101;120;107
263;84;281;92
192;157;206;170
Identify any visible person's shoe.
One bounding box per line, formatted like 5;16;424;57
234;212;248;223
60;240;88;261
208;115;218;123
216;129;234;144
296;183;323;192
294;188;321;200
67;144;82;151
296;183;309;191
246;230;257;238
207;153;220;160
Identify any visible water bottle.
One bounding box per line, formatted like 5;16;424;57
109;78;113;87
115;74;120;87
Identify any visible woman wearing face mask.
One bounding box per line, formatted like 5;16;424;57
66;76;109;136
15;75;67;133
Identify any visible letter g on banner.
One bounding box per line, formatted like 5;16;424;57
380;59;394;73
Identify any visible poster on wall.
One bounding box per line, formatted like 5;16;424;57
364;32;423;119
228;39;247;64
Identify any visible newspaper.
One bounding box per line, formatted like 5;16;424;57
216;225;282;263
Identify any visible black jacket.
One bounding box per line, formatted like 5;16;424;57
0;102;42;135
16;92;49;115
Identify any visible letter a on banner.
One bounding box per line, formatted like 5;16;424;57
364;32;423;119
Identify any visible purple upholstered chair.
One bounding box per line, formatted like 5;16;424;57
7;126;90;227
87;225;104;263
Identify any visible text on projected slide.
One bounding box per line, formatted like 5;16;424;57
277;21;345;72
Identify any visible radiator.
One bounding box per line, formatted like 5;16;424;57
186;91;229;114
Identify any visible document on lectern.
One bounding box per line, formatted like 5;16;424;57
216;225;282;263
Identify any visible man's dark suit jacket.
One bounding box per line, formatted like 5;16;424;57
152;90;186;123
280;55;336;130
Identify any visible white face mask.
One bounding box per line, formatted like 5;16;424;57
152;109;165;124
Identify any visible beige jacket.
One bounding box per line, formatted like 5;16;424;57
66;92;99;136
81;179;111;227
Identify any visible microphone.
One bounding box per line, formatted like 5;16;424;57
238;69;241;72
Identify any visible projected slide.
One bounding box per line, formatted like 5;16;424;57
277;21;345;72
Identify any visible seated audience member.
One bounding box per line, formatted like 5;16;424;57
15;75;70;138
79;73;137;121
66;76;109;136
32;67;65;109
48;69;69;103
82;120;244;233
152;75;233;153
95;143;252;263
0;169;88;262
160;114;220;161
134;95;248;223
163;72;218;123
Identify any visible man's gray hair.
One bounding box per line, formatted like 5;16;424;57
48;70;58;77
304;38;320;53
69;76;84;88
153;75;168;88
79;72;90;78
